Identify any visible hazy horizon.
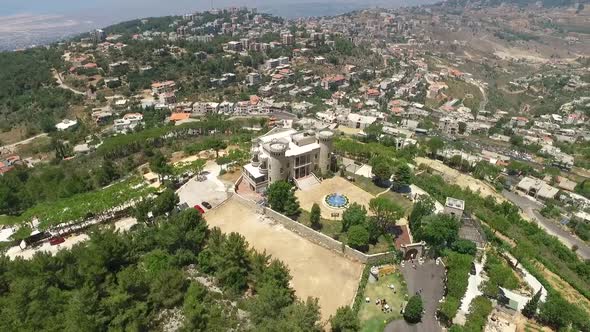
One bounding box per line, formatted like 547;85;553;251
0;0;438;50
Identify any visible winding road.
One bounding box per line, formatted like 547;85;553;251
53;69;86;95
502;190;590;260
0;133;48;154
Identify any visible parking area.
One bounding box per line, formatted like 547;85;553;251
6;216;138;260
385;259;446;332
176;161;230;211
204;197;364;321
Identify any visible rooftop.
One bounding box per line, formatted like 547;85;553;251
445;197;465;210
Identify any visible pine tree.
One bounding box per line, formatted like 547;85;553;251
310;203;321;230
522;289;542;318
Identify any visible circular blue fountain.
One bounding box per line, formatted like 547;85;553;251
325;193;349;209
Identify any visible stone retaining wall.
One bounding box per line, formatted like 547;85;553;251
233;194;397;264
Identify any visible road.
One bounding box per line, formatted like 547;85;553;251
53;70;86;95
502;190;590;260
0;133;48;154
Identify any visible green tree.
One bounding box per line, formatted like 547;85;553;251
426;137;444;157
330;306;360;332
510;135;524;147
183;282;228;331
341;203;367;232
216;232;251;294
451;239;477;256
408;196;435;236
370;155;394;185
507;160;534;176
95;158;119;186
267;181;300;217
149;151;172;181
347;225;369;251
404;294;423;323
153;189;179;217
472;161;500;181
310;203;321;230
363;123;383;142
394;163;413;188
187;159;206;179
416;214;460;255
522;289;541;318
205;138;228;158
369;197;404;231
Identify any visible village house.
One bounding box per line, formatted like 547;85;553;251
516;177;559;201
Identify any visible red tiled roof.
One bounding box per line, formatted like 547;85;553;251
169;113;190;121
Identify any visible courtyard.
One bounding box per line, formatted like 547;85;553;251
295;176;375;220
204;196;364;321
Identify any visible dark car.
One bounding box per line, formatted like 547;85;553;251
49;236;65;246
194;205;205;214
201;201;212;209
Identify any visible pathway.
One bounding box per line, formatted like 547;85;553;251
0;133;48;153
53;69;86;95
385;260;446;332
502;190;590;260
454;253;487;325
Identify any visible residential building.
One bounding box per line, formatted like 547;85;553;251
55;119;78;131
516;177;559;201
439;117;459;135
444;197;465;219
242;128;334;192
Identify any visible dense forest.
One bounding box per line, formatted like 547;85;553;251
0;208;325;331
0;47;81;133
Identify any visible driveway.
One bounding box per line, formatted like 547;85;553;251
176;161;230;211
385;260;446;332
502;190;590;260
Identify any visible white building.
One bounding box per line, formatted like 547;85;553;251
113;113;143;133
55;119;78;131
343;113;378;129
241;128;334;193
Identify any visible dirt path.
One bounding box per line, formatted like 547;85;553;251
415;157;506;203
53;69;85;95
0;133;48;154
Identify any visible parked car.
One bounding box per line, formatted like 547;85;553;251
194;205;205;214
201;201;212;209
49;236;65;246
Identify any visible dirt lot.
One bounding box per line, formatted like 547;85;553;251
295;177;375;220
204;197;364;321
416;157;506;203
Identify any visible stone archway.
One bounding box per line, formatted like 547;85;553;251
404;248;419;260
401;241;426;261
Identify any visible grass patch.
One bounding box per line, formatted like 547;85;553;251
359;272;408;331
348;174;413;215
297;209;393;255
445;78;483;112
297;209;345;241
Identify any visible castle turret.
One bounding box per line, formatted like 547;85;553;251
318;130;334;174
268;140;288;184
